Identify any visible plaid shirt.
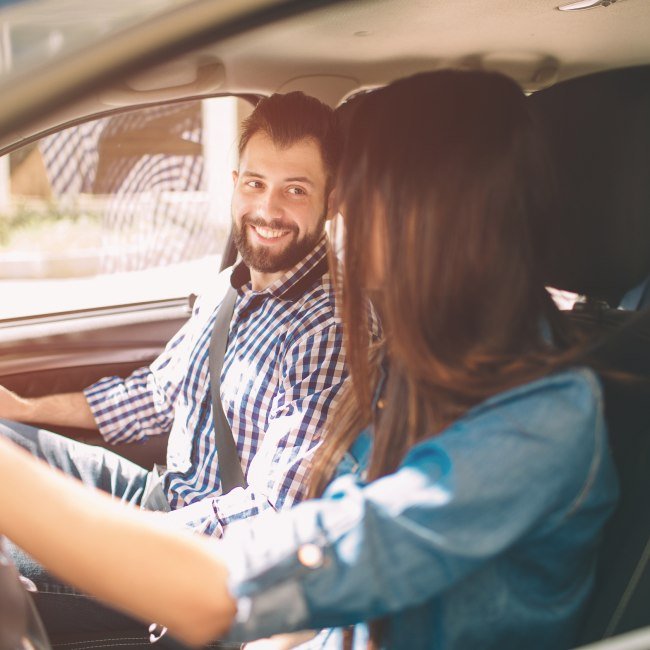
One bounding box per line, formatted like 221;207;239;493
84;236;347;536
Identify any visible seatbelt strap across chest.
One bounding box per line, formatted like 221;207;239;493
208;285;244;493
208;255;329;494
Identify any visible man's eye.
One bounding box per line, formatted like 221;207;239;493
246;180;264;189
288;186;307;196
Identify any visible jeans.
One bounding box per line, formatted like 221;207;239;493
0;420;161;643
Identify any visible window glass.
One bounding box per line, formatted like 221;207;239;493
0;96;252;320
0;0;192;83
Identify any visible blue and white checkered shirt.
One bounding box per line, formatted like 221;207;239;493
84;236;347;536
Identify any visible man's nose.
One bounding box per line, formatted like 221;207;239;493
256;188;283;220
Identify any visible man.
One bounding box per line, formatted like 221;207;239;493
0;92;348;635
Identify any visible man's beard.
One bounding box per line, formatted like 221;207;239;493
233;215;326;274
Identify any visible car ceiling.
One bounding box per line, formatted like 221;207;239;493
0;0;648;151
218;0;650;97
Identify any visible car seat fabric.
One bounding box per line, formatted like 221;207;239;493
576;308;650;642
529;66;650;645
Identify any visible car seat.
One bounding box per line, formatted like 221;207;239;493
619;276;650;311
529;65;650;644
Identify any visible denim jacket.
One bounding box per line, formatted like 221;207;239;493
221;367;619;649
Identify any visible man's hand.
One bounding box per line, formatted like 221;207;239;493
0;386;97;431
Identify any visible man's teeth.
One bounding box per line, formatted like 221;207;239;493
253;225;289;240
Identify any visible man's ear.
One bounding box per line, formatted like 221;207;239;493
232;170;239;186
325;188;338;221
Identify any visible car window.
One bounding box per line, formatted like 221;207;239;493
0;96;252;320
0;0;194;84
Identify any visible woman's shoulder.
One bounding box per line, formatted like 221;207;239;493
474;366;601;418
462;366;604;451
431;367;612;522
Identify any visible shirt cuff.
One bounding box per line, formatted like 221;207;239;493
167;487;275;538
209;487;273;533
83;376;133;444
164;499;216;531
83;368;161;444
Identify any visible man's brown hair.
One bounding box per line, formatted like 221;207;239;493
238;91;342;193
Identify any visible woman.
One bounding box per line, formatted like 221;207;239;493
0;70;618;649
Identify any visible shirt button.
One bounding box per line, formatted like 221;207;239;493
298;543;324;569
377;399;385;409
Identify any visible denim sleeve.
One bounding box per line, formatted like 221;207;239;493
219;368;614;641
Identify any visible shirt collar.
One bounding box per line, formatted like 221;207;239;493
229;234;329;301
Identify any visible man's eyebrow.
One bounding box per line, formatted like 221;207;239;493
285;176;314;187
241;172;315;187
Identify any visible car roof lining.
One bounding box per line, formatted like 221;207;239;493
0;0;649;149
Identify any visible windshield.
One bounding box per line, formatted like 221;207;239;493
0;0;194;82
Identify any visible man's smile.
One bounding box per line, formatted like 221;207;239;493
249;223;294;243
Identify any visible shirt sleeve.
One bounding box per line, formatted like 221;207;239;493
190;321;347;537
216;369;617;641
83;297;208;445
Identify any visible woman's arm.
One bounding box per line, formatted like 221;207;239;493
0;435;236;647
218;370;613;641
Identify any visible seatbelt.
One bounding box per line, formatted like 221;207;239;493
208;285;245;493
208;255;330;494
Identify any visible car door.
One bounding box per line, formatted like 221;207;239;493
0;95;251;465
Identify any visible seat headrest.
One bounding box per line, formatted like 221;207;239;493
529;66;650;306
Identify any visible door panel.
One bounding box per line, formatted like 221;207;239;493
0;96;248;467
0;300;190;466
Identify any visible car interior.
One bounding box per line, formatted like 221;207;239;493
0;0;649;648
529;64;650;646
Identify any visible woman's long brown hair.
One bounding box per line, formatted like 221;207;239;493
308;70;573;646
311;70;570;493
